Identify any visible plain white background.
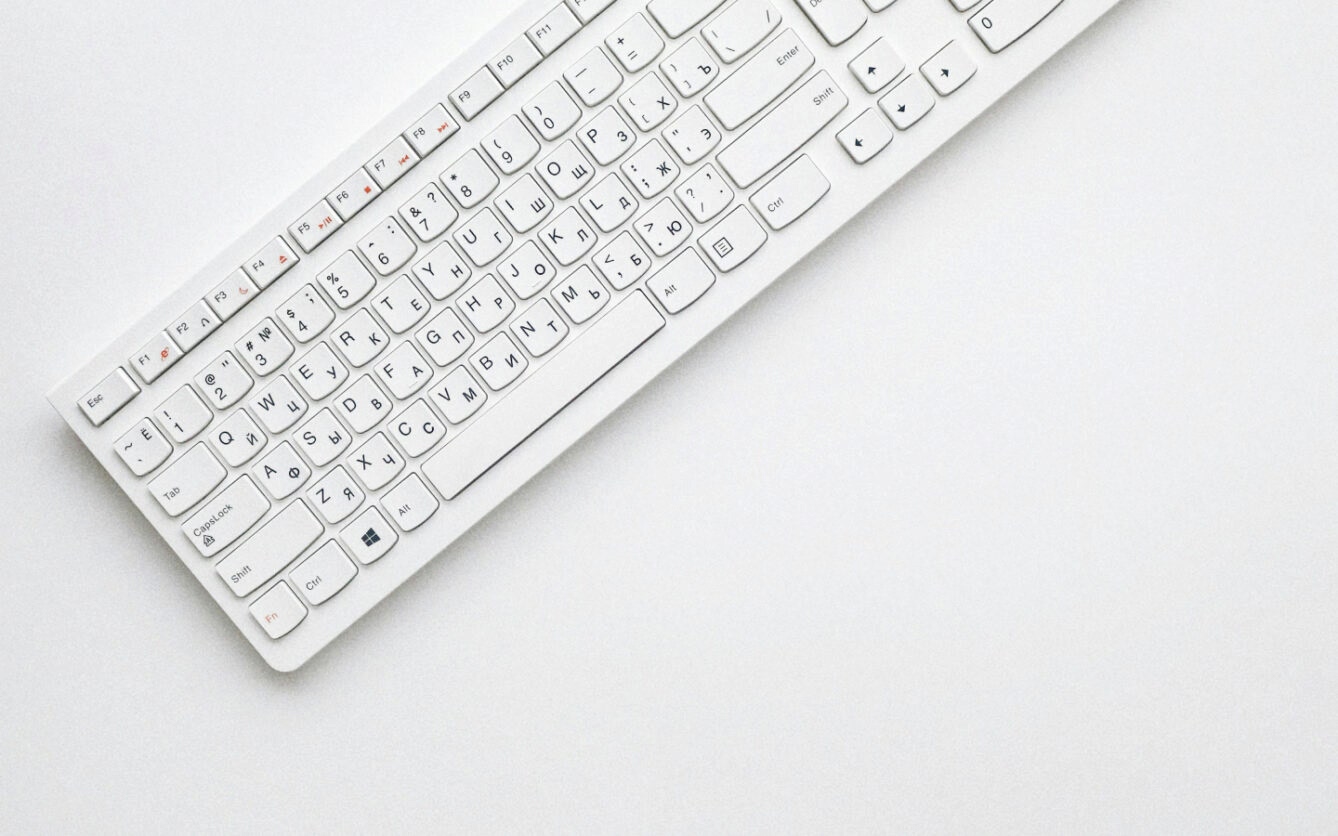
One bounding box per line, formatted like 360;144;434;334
2;0;1336;830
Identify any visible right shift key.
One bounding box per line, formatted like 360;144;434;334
717;72;848;189
969;0;1065;53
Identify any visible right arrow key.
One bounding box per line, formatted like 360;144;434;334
921;40;978;96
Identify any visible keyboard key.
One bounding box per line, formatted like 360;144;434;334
388;399;444;457
749;154;830;229
527;4;582;56
398;182;458;242
606;13;664;72
235;317;294;377
792;0;866;45
647;248;716;313
412;241;473;299
488;34;544;88
593;231;651;289
482;115;541;175
922;41;977;95
471;333;529;390
294;408;351;467
423;291;664;499
327;168;381;222
538;207;598;265
619;73;677;130
454;208;513;266
416;308;475;366
155;385;212;442
375;343;434;399
703;0;782;63
217;501;323;596
621;139;680;198
717;71;848;188
114;418;172;476
288;200;342;253
564;48;622;107
128;331;182;384
635;197;693;256
277;284;335;344
537;140;597;199
209;409;267;467
427;365;488;424
441;149;499;210
524;82;583;141
292;342;349;400
206;270;259;321
306;466;365;525
675;164;733;223
243;237;299;289
371;274;431;333
849;38;904;92
148;443;226;517
879;73;935;129
403;103;460;156
195;351;253;410
366;136;419;189
704;29;813;131
290;541;358;605
181;476;270;557
380;474;440;532
168;300;220;353
340;507;398;564
358;217;417;276
331;309;390;368
79;368;139;426
333;375;392;433
647;0;727;38
661;39;719;97
565;0;616;24
580;173;639;232
451;67;505;121
252;441;312;500
497;240;557;300
312;251;375;310
495;174;555;234
457;274;515;333
836;108;894;163
699;205;768;271
346;433;405;491
970;0;1065;53
577;107;636;165
511;299;569;357
248;581;308;638
662;106;722;165
248;375;308;434
551;267;609;325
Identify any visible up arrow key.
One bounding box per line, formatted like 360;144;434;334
849;38;905;94
921;41;977;96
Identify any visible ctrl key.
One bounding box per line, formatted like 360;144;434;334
248;582;307;639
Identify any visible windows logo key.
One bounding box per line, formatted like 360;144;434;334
361;528;381;548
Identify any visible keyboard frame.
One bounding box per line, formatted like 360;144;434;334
48;0;1124;671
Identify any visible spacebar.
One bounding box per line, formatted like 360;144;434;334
423;290;665;500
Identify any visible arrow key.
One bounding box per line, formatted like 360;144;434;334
921;40;977;96
836;109;893;164
848;38;905;93
878;74;936;130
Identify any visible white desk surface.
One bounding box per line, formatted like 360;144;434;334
2;0;1336;829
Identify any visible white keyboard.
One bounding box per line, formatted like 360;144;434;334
49;0;1122;670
